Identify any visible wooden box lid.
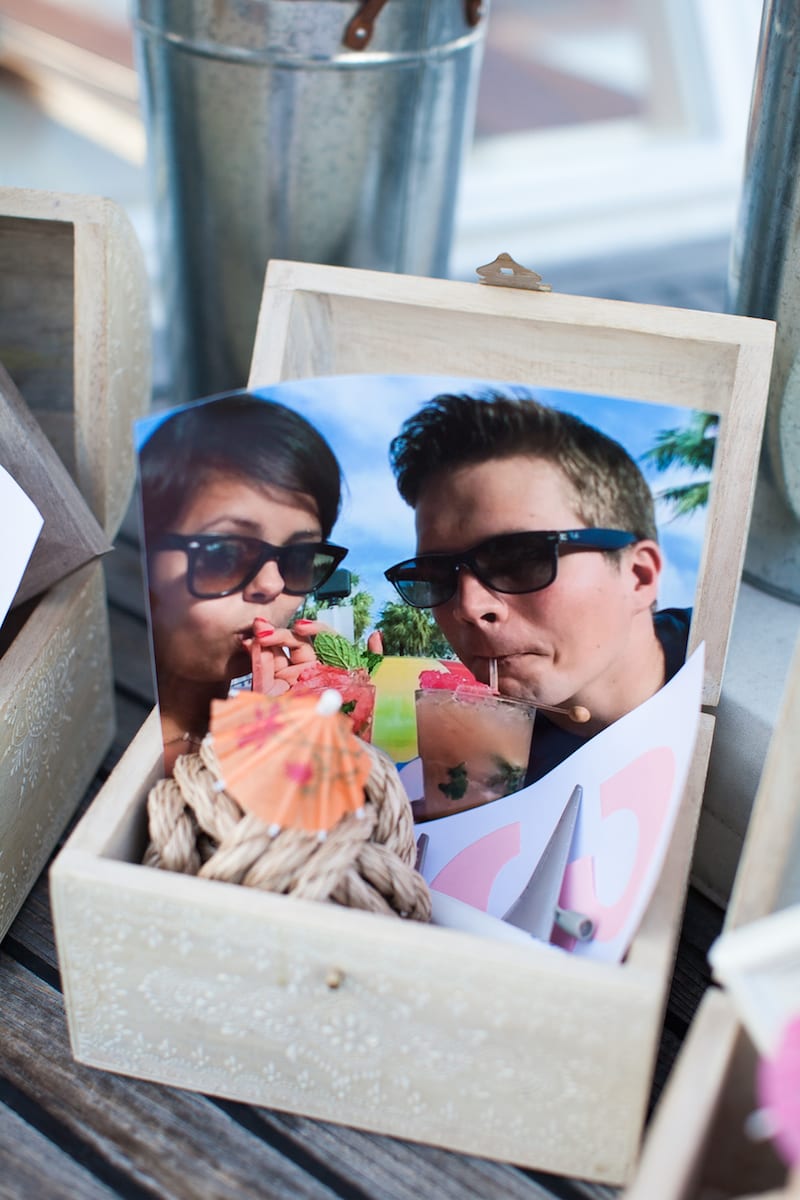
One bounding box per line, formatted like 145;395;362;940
0;187;151;539
248;258;776;708
0;359;110;610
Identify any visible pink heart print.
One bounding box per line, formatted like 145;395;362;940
427;745;677;955
430;822;522;911
554;745;676;949
758;1015;800;1167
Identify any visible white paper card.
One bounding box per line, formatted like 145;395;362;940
411;644;705;962
0;464;43;627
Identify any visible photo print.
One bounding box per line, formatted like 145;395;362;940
135;375;717;787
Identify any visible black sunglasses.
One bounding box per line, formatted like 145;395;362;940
384;529;639;609
154;533;348;599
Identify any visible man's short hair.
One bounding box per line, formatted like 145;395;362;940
389;392;658;542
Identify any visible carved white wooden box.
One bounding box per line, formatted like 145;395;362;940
0;188;150;940
625;632;800;1200
51;261;774;1185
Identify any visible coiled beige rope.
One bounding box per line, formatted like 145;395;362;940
143;736;431;922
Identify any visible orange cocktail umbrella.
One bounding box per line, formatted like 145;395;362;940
208;687;373;834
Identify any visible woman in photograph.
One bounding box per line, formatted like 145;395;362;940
138;392;348;774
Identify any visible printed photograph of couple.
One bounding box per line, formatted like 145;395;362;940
135;375;716;785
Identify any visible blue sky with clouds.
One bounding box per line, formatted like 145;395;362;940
251;374;712;621
136;375;714;625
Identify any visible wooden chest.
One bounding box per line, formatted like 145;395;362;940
0;188;150;939
626;631;800;1199
50;259;773;1185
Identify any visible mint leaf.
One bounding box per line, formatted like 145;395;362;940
313;631;384;675
486;756;524;796
313;632;362;670
364;650;383;677
438;762;468;801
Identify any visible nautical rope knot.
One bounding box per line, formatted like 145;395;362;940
143;737;432;922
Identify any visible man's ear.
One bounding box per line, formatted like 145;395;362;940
628;540;662;609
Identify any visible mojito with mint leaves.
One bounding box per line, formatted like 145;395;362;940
413;680;536;821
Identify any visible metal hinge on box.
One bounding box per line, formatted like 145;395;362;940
476;252;552;292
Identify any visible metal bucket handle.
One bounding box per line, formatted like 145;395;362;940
344;0;484;50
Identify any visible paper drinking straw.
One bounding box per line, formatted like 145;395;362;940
250;637;264;692
487;655;590;722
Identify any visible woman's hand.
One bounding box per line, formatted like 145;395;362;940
246;616;331;694
245;619;383;695
366;630;384;655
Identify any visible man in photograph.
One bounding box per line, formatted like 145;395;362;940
385;392;691;781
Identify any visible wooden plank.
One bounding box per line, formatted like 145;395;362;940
0;956;342;1200
663;891;724;1031
246;1108;577;1200
109;691;151;766
4;874;58;975
108;603;154;707
0;1103;118;1200
103;537;148;622
117;489;143;544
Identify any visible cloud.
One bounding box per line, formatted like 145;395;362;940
257;374;498;458
337;464;415;551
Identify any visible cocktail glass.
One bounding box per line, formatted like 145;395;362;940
294;664;376;742
413;686;536;821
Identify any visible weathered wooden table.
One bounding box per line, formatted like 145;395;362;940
0;505;724;1200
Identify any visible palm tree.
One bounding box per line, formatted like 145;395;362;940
304;572;374;641
640;412;719;517
376;601;453;658
348;587;375;642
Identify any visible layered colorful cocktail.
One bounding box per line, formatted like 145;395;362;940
413;674;536;820
294;663;376;742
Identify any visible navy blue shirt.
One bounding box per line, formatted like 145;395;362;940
524;608;692;785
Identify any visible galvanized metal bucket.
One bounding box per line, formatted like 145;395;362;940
729;0;800;603
133;0;489;404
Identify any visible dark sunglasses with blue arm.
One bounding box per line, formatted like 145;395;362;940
384;529;639;610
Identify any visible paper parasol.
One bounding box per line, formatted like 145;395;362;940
208;688;373;834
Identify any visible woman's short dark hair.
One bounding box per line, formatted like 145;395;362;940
389;392;658;542
139;392;342;541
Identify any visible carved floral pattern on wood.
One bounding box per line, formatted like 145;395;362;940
0;568;112;935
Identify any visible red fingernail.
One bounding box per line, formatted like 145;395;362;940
254;620;274;638
294;618;314;627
